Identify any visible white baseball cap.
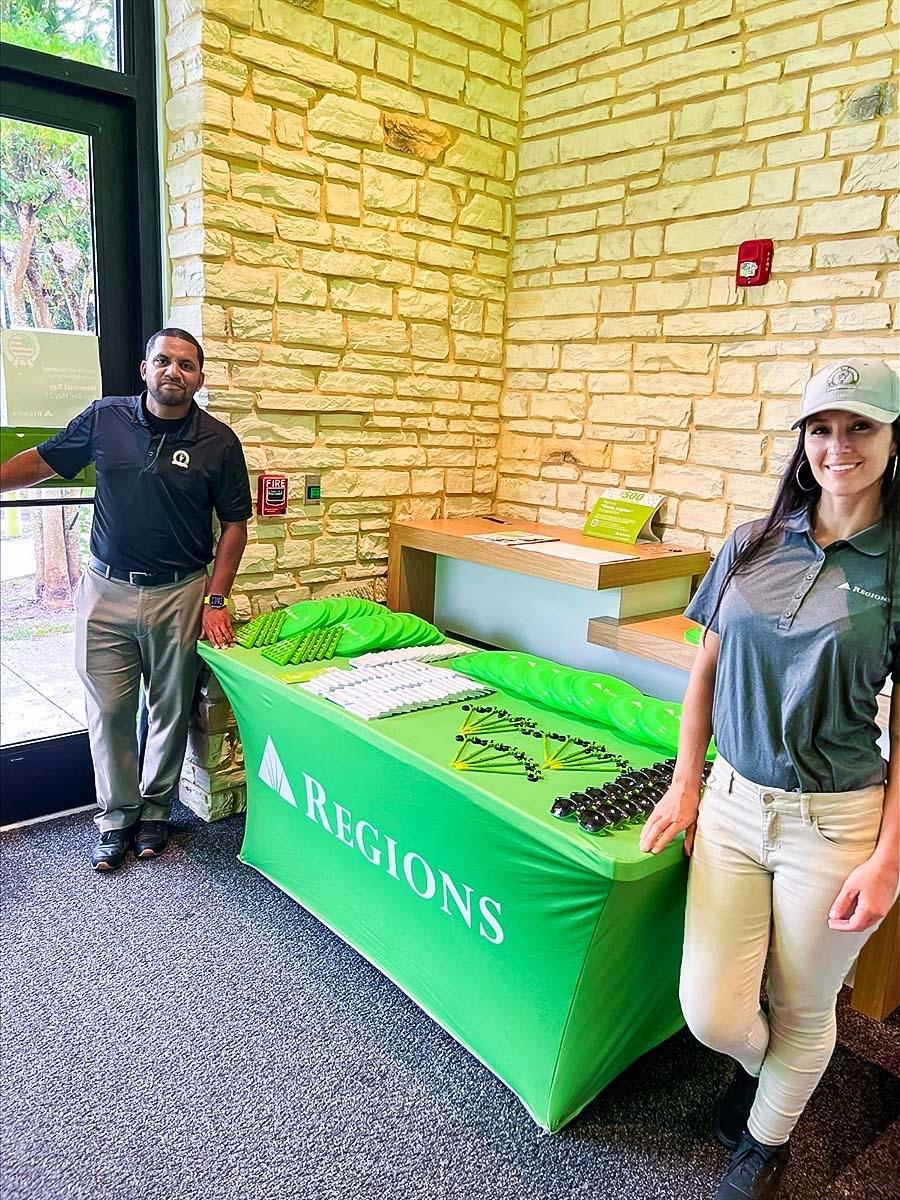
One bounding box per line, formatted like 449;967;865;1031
792;359;900;429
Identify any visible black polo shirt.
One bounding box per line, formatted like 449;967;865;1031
38;394;252;574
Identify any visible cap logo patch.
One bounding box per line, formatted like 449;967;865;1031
827;364;860;389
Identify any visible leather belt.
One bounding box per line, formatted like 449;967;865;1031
89;555;200;587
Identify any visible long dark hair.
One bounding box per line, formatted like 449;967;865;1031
704;417;900;654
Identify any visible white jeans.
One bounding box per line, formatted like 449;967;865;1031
680;757;890;1146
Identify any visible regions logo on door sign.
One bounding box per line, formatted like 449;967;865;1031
257;736;506;946
172;449;190;469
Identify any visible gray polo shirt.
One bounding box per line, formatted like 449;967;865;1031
686;509;898;792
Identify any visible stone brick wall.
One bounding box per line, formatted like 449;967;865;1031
162;0;524;819
162;0;898;818
502;0;899;548
164;0;525;621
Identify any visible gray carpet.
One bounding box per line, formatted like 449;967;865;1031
2;805;898;1200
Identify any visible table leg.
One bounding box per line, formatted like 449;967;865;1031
850;898;900;1020
387;534;436;621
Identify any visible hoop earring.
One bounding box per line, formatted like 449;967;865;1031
887;455;898;487
795;460;818;493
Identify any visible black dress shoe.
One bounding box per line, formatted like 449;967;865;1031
91;828;133;872
714;1130;791;1199
716;1065;760;1149
134;821;169;859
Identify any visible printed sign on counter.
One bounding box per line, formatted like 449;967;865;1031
582;488;664;545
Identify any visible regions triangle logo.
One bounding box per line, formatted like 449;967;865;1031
258;736;297;807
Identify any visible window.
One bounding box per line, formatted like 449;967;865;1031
0;0;119;72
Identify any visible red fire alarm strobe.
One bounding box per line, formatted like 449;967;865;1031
257;472;288;517
736;239;773;287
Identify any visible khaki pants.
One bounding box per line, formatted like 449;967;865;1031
680;757;891;1146
74;567;207;832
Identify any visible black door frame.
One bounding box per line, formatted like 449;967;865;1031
0;4;162;824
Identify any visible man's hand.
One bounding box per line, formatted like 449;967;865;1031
201;605;235;649
828;857;899;933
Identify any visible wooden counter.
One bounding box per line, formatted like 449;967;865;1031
388;517;710;621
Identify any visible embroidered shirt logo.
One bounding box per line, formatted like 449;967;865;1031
172;449;190;469
827;364;860;389
838;581;890;603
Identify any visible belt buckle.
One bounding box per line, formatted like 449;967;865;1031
128;570;153;585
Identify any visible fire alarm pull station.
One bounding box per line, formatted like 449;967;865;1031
736;239;773;287
257;473;288;517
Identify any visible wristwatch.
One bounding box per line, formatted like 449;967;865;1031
204;593;228;609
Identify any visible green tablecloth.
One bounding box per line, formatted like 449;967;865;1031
199;644;688;1131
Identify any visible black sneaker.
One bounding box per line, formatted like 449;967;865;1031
715;1065;760;1149
714;1130;791;1200
134;821;169;859
91;827;133;872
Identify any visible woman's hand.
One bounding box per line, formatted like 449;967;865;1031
639;781;703;856
828;856;899;933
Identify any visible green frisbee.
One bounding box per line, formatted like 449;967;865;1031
683;627;702;646
606;693;650;744
336;614;391;656
341;597;383;621
537;664;582;715
280;600;332;639
635;698;682;753
569;673;642;726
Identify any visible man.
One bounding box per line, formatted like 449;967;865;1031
0;329;251;870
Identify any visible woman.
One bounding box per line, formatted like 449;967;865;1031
639;359;900;1200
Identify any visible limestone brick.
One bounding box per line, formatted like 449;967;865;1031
308;96;383;144
398;288;449;321
694;398;761;429
459;193;504;233
591;396;692;428
559;112;670;162
692;432;766;472
250;72;316;114
674;93;745;139
834;304;892;331
800;196;885;237
751;169;794;206
844;153;900;195
383;113;451;162
232;36;357;93
231;168;320;213
726;473;779;509
277;311;347;349
363;166;417;213
634;344;715;374
789;272;881;302
663;311;767;336
166;84;231;132
815;236;900;268
337;28;375;70
444;133;506;177
822;1;890;39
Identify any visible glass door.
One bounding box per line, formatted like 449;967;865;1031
0;75;148;823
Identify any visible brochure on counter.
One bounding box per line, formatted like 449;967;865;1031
583;488;664;544
466;531;561;547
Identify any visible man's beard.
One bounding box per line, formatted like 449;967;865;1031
151;384;190;407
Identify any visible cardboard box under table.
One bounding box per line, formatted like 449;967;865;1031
199;643;688;1132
